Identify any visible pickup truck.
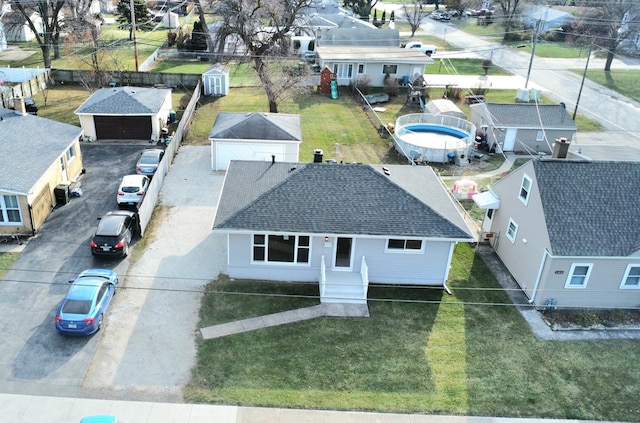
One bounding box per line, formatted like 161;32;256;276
404;41;437;57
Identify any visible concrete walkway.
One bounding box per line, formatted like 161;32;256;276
200;303;370;340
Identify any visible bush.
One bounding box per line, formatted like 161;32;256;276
355;75;372;95
384;77;399;97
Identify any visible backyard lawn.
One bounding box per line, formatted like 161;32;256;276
186;243;640;421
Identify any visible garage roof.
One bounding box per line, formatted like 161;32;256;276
0;108;82;194
208;112;302;142
74;86;171;116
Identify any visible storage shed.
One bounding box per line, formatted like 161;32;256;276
162;11;179;29
209;112;302;171
202;64;230;96
425;99;467;120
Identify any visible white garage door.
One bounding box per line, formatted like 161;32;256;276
214;142;286;171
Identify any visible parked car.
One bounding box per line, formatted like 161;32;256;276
136;148;165;176
430;10;450;21
117;174;149;207
90;210;139;258
54;268;119;336
404;41;437;56
80;416;119;423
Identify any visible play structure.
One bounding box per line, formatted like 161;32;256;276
394;113;476;165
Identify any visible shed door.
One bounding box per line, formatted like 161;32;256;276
503;128;517;151
208;75;223;95
94;116;152;140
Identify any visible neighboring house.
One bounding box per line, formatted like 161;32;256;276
213;160;476;304
74;86;172;141
474;144;640;310
0;10;42;42
619;6;640;55
316;27;399;47
208;112;302;171
0;102;84;236
521;6;574;32
317;46;432;87
470;102;576;154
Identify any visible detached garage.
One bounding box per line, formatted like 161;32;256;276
209;112;302;171
75;86;172;141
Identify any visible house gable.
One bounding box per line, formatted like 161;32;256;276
214;161;473;240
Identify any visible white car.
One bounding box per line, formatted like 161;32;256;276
404;41;437;56
117;174;149;207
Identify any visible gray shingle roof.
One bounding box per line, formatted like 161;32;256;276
208;112;302;141
74;86;171;115
214;161;474;240
474;103;577;129
0;108;82;194
534;160;640;256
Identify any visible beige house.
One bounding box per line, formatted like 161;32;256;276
0;103;84;236
470;102;577;154
474;143;640;310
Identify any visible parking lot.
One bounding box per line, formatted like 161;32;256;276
0;142;152;397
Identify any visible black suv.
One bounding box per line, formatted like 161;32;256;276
90;210;139;258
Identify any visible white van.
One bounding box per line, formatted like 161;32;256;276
404;41;437;56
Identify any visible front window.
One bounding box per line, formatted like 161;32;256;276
333;64;353;79
620;265;640;289
505;219;518;243
565;264;592;288
387;238;423;252
252;234;310;264
382;64;398;75
0;195;22;224
519;174;532;205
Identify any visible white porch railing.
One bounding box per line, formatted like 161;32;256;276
320;255;326;299
360;256;370;298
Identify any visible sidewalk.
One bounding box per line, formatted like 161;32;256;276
4;392;634;423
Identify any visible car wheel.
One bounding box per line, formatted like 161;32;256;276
122;242;129;258
98;314;104;330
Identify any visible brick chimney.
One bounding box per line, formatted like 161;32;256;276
552;137;570;159
13;96;27;116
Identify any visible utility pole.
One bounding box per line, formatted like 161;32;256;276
524;19;540;90
130;0;139;71
573;40;594;120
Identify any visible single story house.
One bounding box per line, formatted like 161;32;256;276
0;102;84;236
521;6;575;32
74;86;172;141
473;144;640;310
208;112;302;171
213;160;476;304
470;102;576;154
0;10;42;42
317;46;433;87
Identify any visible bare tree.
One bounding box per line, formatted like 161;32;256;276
402;1;430;37
493;0;528;41
10;0;66;68
342;0;379;20
213;0;312;113
568;0;639;71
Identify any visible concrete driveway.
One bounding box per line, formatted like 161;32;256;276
0;143;150;397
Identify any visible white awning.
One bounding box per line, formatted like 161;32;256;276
473;191;500;209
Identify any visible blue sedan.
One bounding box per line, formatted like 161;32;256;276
55;269;118;336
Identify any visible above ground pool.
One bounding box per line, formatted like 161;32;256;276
394;114;476;164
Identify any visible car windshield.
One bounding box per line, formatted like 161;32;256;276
122;186;140;193
140;155;159;165
62;299;92;314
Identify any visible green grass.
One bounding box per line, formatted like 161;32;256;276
426;58;511;76
0;252;19;278
186;243;640;421
577;69;640;104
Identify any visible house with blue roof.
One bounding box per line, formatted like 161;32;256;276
213;160;476;304
0;103;84;237
74;86;172;142
474;148;640;310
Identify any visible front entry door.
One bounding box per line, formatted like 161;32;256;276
334;237;353;269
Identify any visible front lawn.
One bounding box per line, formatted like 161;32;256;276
186;243;640;422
